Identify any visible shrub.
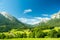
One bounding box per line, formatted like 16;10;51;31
0;33;5;39
22;33;27;38
35;31;46;38
47;30;58;38
29;32;35;38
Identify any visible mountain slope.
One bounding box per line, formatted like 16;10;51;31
47;11;60;27
34;11;60;30
0;12;27;32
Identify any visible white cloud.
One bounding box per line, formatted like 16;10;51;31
35;17;50;22
18;18;27;23
18;18;40;25
24;9;32;14
18;17;50;25
35;17;50;20
42;14;49;16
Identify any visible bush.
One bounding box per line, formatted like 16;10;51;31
47;30;58;38
56;29;60;37
22;33;27;38
15;33;23;38
0;32;27;39
35;31;46;38
29;32;35;38
0;33;5;39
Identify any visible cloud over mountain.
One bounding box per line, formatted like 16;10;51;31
18;17;50;25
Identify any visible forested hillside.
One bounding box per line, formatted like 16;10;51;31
0;12;32;32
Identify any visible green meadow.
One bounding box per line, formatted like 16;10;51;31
1;38;60;40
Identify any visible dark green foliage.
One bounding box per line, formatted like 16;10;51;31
47;30;58;38
56;29;60;38
29;32;35;38
0;33;5;39
22;33;27;38
35;31;45;38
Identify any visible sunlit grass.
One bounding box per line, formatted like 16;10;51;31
54;27;60;31
43;29;51;32
1;38;60;40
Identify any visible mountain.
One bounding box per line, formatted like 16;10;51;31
39;11;60;26
51;11;60;19
0;12;28;32
0;12;15;21
47;11;60;27
34;11;60;30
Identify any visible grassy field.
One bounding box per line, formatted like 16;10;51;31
1;38;60;40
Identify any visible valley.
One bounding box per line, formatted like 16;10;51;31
0;11;60;39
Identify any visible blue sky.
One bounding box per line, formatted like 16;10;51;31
0;0;60;24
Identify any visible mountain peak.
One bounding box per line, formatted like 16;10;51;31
0;12;9;17
0;12;13;21
51;11;60;19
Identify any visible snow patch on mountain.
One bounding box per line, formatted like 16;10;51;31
51;11;60;19
0;12;14;21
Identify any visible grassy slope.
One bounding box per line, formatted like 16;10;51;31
1;38;60;40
